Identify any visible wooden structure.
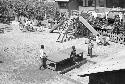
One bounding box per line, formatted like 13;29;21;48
49;18;67;33
50;15;100;43
96;29;125;44
46;47;87;74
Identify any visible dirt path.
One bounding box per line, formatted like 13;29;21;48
0;26;125;84
0;31;84;84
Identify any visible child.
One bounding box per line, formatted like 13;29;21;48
103;34;110;46
88;39;94;58
39;45;47;70
70;46;77;63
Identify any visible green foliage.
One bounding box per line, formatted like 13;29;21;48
0;0;59;20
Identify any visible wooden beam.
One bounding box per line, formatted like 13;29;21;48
60;58;87;74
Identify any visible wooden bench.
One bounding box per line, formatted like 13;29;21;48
46;52;87;74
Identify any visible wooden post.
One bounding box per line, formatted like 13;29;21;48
55;63;57;71
118;34;121;43
102;31;104;35
123;35;125;45
112;33;115;42
110;32;113;42
108;33;111;39
95;0;96;10
100;30;102;35
114;33;116;42
115;34;118;43
121;35;124;44
122;11;125;35
120;34;124;44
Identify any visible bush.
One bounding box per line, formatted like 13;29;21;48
0;0;59;23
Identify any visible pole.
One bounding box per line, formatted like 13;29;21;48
85;0;87;7
123;12;125;35
95;0;96;10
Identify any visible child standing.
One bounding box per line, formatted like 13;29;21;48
96;34;101;45
88;39;94;58
39;45;47;70
70;46;77;63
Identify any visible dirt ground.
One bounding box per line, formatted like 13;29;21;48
0;22;125;84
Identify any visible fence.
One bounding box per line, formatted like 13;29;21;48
96;29;125;45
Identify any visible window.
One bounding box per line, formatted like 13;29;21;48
78;0;83;6
83;0;96;7
58;2;68;9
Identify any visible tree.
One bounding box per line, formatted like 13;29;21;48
0;0;59;22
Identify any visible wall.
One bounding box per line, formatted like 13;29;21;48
56;0;79;16
67;0;79;15
79;6;111;13
106;0;125;8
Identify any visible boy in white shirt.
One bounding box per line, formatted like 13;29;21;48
39;45;47;70
96;34;101;45
88;38;94;58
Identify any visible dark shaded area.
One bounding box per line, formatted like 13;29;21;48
88;69;125;84
56;58;76;71
48;53;87;74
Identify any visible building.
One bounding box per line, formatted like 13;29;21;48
55;0;79;15
79;0;125;8
55;0;125;13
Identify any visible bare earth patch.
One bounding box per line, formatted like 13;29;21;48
0;23;125;84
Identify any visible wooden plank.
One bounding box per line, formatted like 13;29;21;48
60;58;87;74
117;34;121;43
119;35;124;44
114;34;117;43
49;19;66;33
79;16;99;36
54;72;83;84
123;35;125;45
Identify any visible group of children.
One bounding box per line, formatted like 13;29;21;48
39;34;110;70
38;44;93;71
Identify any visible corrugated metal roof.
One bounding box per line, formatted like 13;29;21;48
55;0;69;1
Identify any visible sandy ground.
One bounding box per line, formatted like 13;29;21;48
0;22;125;84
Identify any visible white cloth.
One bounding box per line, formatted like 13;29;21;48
39;49;45;58
85;38;89;44
105;36;110;42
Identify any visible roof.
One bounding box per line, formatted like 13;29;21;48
78;49;125;75
55;0;69;1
